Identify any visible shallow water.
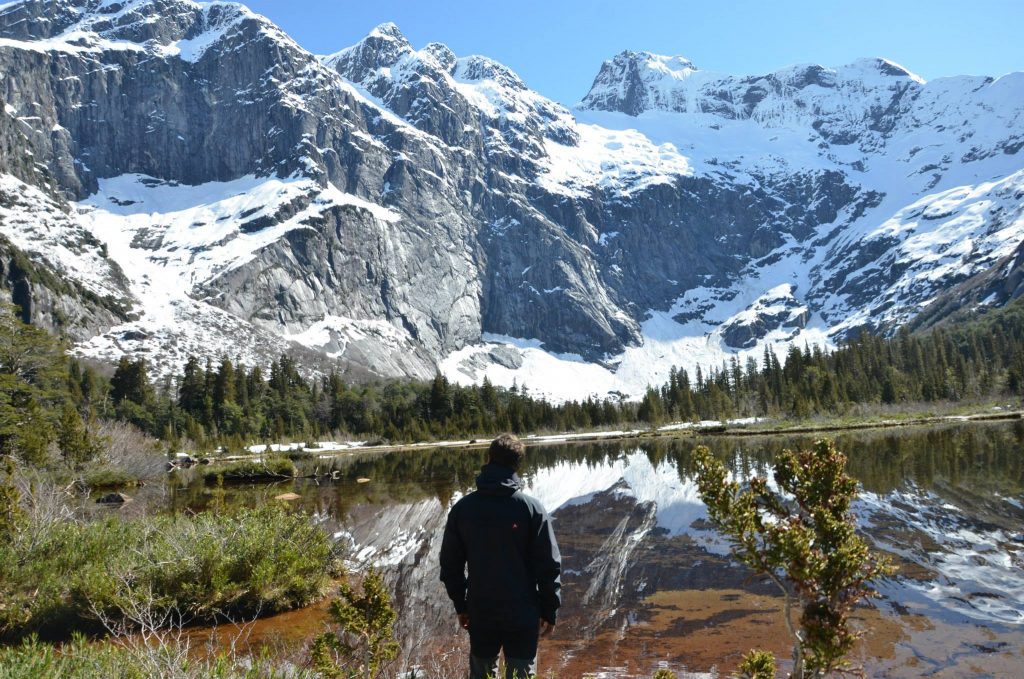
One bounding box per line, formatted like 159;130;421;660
165;420;1024;677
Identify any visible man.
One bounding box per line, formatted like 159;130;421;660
439;433;562;679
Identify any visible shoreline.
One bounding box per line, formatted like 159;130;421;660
200;407;1024;466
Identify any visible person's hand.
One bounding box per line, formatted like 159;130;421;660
458;613;469;630
539;619;555;637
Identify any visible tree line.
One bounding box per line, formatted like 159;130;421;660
5;296;1024;461
639;301;1024;423
102;353;631;449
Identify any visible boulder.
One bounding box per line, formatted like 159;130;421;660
96;492;131;504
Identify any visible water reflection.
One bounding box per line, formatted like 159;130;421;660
168;421;1024;677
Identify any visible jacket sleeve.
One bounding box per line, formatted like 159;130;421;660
531;503;562;624
438;505;468;614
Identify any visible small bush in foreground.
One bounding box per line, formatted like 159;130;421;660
736;649;776;678
693;440;893;679
0;500;334;640
312;569;399;679
81;466;141;489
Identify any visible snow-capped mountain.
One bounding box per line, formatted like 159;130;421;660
0;0;1021;399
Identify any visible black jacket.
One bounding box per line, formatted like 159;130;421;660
439;463;561;626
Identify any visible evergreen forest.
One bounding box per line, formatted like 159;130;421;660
5;296;1024;461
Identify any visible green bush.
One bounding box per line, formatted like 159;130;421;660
736;649;777;679
694;440;893;678
284;448;318;461
81;466;140;489
0;504;335;640
311;569;399;679
200;457;296;483
0;635;150;679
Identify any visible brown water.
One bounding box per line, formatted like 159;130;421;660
161;420;1024;677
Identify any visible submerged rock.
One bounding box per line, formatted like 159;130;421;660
96;492;131;504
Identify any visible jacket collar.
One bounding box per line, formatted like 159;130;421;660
475;463;522;496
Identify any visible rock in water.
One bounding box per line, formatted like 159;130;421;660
96;492;131;504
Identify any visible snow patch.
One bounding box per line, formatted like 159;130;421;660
70;173;398;374
287;314;418;359
539;123;691;197
0;174;126;300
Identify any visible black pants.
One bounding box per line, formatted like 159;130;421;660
468;623;538;679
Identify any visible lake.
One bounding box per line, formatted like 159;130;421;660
165;420;1024;677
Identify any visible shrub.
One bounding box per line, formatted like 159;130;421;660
284;448;318;461
92;419;167;480
693;440;893;679
312;569;399;679
0;634;320;679
1;458;25;540
0;500;335;640
200;457;296;483
81;466;139;489
736;649;777;678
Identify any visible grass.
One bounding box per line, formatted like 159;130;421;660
734;398;1021;433
0;635;318;679
200;457;296;483
81;467;141;489
0;502;336;641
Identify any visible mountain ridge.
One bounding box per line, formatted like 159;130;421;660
0;0;1021;400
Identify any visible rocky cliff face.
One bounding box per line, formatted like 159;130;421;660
0;0;1021;397
0;97;132;337
0;0;486;373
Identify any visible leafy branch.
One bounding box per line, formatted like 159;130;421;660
693;440;894;678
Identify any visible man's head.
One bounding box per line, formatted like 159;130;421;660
488;433;526;470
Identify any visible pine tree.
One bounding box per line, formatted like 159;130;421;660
638;387;665;426
178;356;206;417
312;570;399;679
110;357;153;406
57;401;101;467
0;302;68;461
213;357;237;430
428;371;452;421
481;376;499;415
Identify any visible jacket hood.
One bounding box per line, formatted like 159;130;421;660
475;463;522;496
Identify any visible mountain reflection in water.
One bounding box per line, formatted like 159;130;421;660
170;421;1024;677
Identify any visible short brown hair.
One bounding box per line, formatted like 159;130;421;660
488;433;526;469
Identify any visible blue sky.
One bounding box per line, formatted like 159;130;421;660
243;0;1024;105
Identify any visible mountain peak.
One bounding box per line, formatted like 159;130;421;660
421;41;456;72
367;21;406;41
845;57;926;84
625;50;697;75
323;21;413;74
453;54;526;90
578;49;699;115
578;49;931;116
0;0;268;60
